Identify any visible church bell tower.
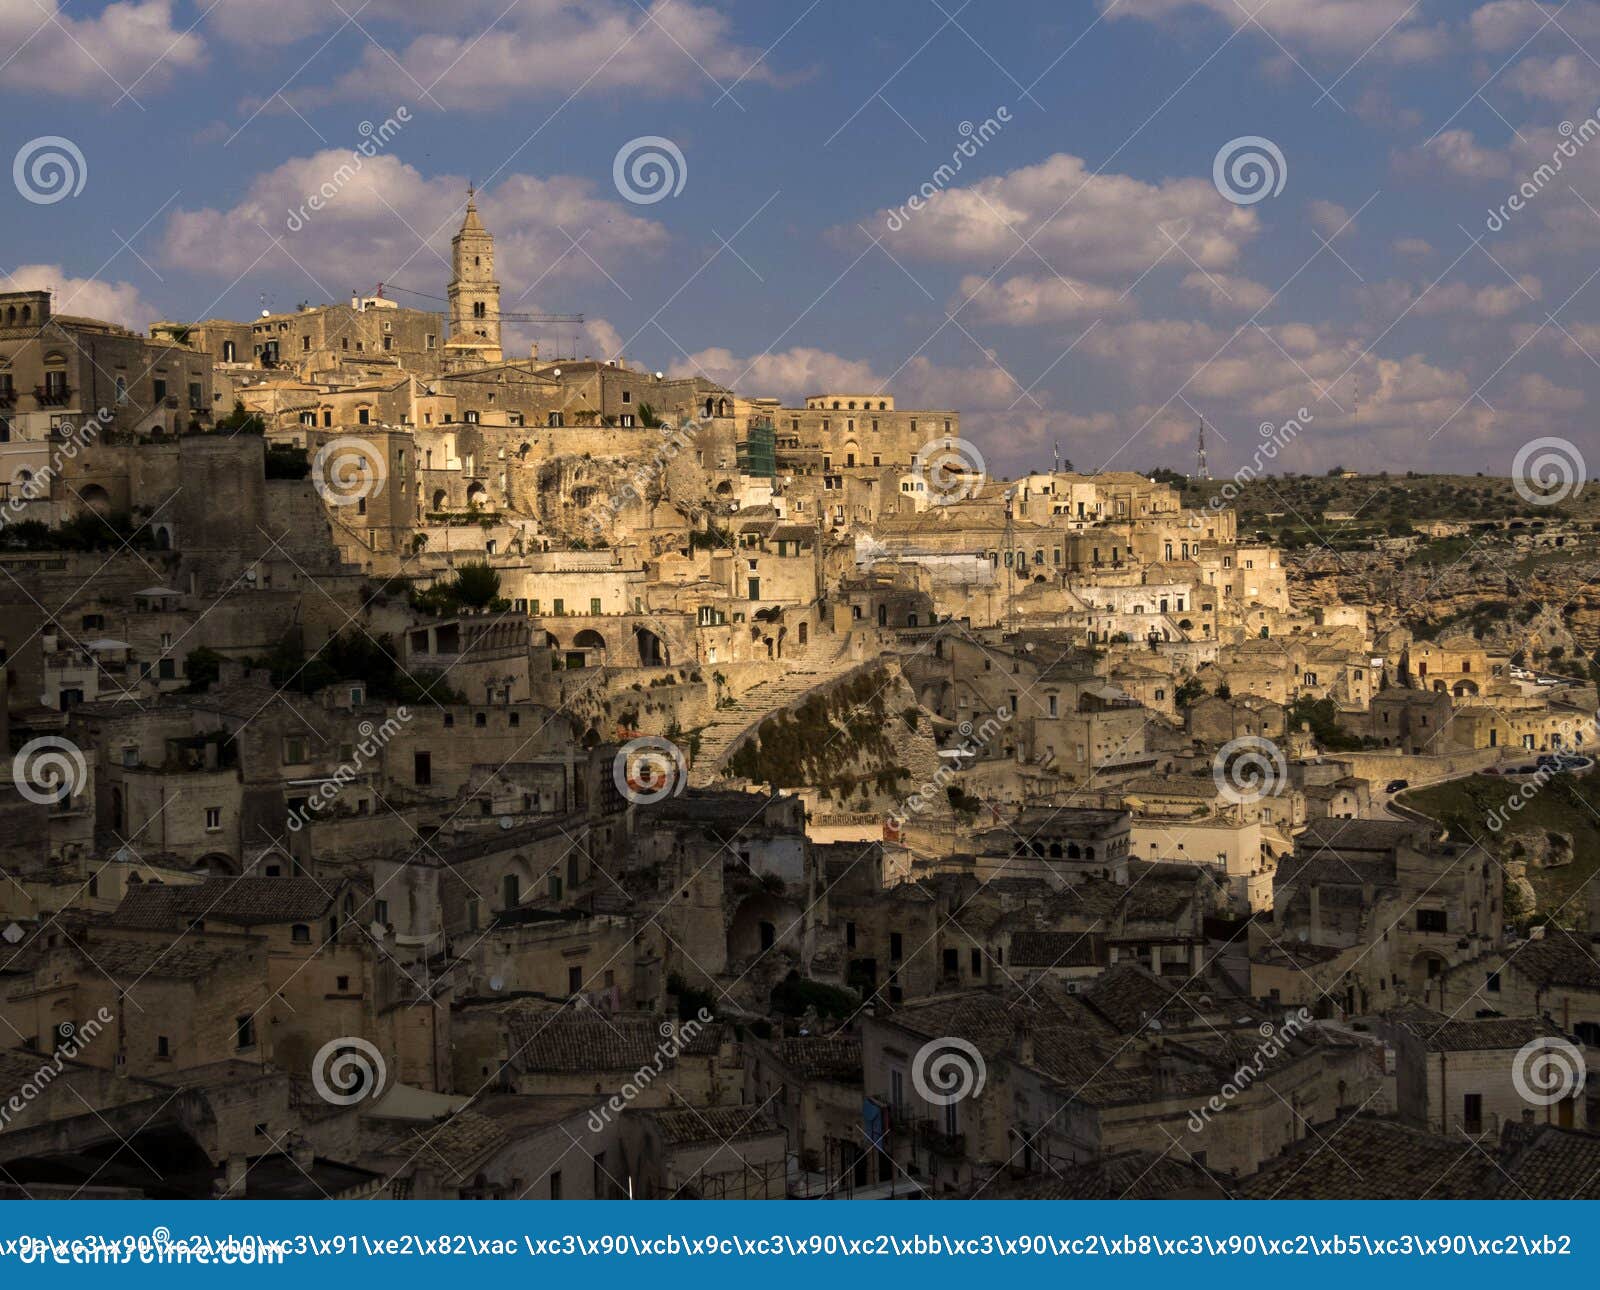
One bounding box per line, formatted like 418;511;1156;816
447;187;502;363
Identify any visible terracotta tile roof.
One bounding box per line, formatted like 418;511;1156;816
1078;963;1254;1033
975;1148;1230;1199
1508;933;1600;990
507;1010;724;1074
1498;1123;1600;1198
366;1111;509;1181
78;936;243;980
772;1036;861;1084
636;1105;782;1147
111;877;337;928
1238;1116;1499;1199
1009;930;1106;969
1387;1003;1567;1052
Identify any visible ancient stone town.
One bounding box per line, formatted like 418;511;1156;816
2;197;1600;1201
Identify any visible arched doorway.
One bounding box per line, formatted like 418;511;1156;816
635;627;667;667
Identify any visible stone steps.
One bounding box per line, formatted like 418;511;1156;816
689;644;866;787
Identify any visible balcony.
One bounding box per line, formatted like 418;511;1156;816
914;1118;965;1159
34;384;71;408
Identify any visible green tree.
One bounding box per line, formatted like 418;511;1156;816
453;562;501;609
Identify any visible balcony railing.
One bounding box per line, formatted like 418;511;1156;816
914;1119;965;1158
34;384;71;407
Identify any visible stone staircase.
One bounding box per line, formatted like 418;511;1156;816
689;642;877;787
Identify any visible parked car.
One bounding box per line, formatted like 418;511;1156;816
1385;779;1409;792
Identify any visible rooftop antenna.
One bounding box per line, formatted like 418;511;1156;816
1196;419;1211;481
1053;439;1061;474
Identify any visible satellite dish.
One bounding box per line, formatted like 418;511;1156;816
489;976;504;992
653;371;663;380
498;816;514;830
551;367;562;377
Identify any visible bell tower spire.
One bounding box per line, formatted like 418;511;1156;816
447;185;501;363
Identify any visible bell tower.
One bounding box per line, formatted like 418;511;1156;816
447;187;502;363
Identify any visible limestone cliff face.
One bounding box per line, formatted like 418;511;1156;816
722;662;941;810
1289;541;1600;663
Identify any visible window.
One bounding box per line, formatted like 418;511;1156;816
157;1036;170;1059
414;752;431;786
568;966;583;994
970;948;982;975
590;597;601;615
890;932;903;961
1416;909;1447;933
204;807;221;831
152;378;167;402
549;1170;562;1200
291;924;310;944
1463;1093;1483;1134
1486;970;1501;993
235;1015;256;1050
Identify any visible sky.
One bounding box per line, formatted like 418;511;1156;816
4;0;1598;481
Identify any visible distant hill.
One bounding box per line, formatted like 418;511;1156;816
1170;472;1598;525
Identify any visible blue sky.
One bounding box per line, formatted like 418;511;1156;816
6;0;1598;479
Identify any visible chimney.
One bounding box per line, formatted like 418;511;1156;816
1011;1013;1035;1066
351;293;360;311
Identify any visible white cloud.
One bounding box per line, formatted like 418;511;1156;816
1352;86;1424;129
1180;271;1274;312
1393;236;1435;258
160;153;669;294
0;0;203;96
665;346;1035;413
1064;317;1515;473
1306;199;1353;237
853;152;1260;280
1395;129;1512;181
304;0;779;109
1504;53;1600;106
1101;0;1447;58
1470;0;1600;51
1358;276;1542;320
954;273;1131;325
2;264;154;330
